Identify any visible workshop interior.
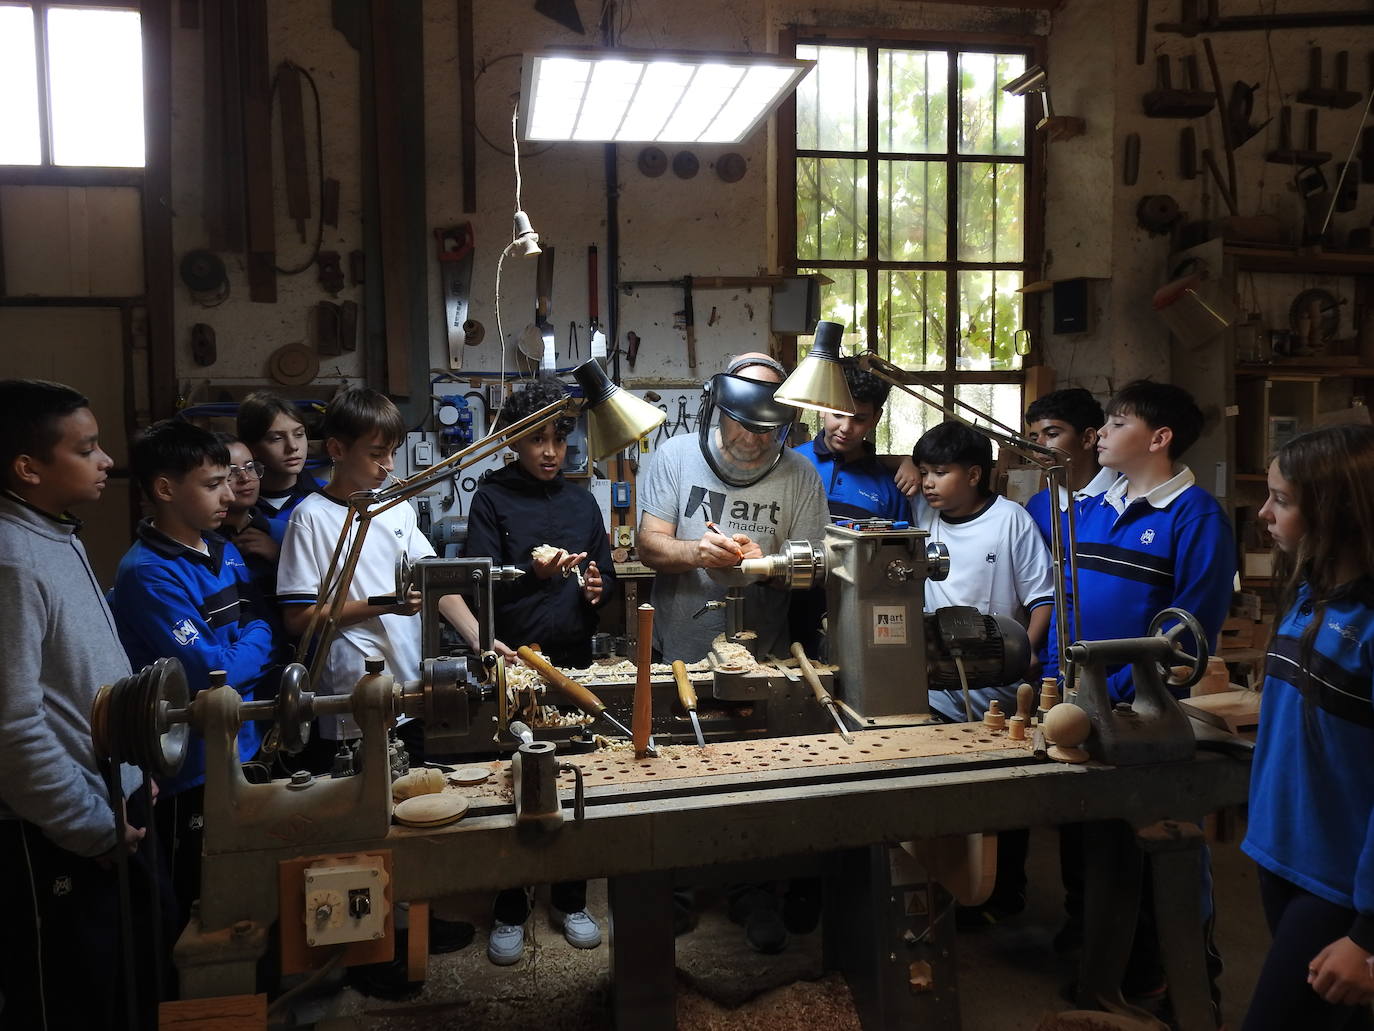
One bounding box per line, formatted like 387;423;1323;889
5;0;1374;1028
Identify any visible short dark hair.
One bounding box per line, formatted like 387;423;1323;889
130;419;230;497
1024;388;1104;435
496;377;576;437
913;420;994;496
841;358;891;409
236;390;307;445
321;388;406;449
0;379;90;488
1105;380;1204;459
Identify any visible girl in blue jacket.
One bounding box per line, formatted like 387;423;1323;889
1244;423;1374;1029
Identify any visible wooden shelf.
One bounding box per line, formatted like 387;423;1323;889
1235;361;1374;380
1226;245;1374;277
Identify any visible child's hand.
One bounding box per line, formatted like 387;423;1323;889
234;527;279;562
582;560;603;605
533;547;587;580
393;589;422;616
493;638;518;661
95;820;146;868
894;456;921;496
1308;936;1374;1005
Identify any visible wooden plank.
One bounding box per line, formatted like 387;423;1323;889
159;993;265;1030
277;62;312;236
141;0;177;419
406;900;430;981
238;0;276;302
370;0;412;394
457;0;476;213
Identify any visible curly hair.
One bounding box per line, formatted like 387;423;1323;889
496;377;576;437
841;358;891;409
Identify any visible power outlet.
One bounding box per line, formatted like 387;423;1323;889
614;525;635;549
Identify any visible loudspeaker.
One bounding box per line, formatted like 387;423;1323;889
1052;278;1090;335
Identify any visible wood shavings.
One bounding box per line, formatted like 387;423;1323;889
676;972;861;1031
531;544;585;586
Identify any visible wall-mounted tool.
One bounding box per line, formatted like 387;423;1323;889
1227;81;1269;148
190;323;217;367
1297;47;1362;109
435;223;475;370
180;249;229;306
1123;132;1141;186
317;251;344;295
1137;194;1183;235
1179;127;1198;179
672;151;699;179
316;300;342;355
1267;106;1332;166
1143;55;1216;118
587;243;600;341
625;331;641;370
716;152;747;183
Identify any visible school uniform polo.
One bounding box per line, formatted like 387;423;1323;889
795;436;907;521
1056;467;1235;703
1244;582;1374;950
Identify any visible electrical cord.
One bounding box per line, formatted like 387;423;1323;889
270;61;327;276
954;653;974;722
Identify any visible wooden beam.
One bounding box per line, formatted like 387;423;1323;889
140;0;177;419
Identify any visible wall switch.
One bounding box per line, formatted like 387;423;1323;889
413;440;433;467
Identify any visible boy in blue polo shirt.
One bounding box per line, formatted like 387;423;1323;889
1063;380;1232;1015
796;357;906;521
109;420;279;918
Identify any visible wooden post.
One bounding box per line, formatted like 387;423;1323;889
633;604;654;757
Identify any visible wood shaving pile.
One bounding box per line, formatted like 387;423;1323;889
503;661;592;729
676;973;861;1031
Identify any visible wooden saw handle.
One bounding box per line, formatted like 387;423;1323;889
672;660;697;714
516;646;606;716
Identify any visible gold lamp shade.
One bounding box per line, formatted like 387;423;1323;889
774;320;856;416
573;358;667;460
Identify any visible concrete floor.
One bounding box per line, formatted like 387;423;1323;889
288;826;1270;1030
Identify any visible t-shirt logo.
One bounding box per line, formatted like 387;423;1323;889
985;552;997;564
52;875;72;896
172;618;200;646
684;485;727;524
1140;528;1156;545
395;528;404;538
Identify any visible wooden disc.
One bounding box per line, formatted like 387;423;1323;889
448;765;492;787
1047;745;1090;764
394;793;469;827
268;343;319;386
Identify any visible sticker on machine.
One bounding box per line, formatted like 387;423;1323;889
871;604;908;645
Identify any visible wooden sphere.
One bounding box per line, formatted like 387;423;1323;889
1043;703;1091;748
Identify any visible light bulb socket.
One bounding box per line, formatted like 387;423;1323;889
572;357;616;405
511;210;541;257
810;320;845;361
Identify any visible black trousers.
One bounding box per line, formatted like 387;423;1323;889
0;796;174;1030
494;881;588;925
1242;867;1374;1031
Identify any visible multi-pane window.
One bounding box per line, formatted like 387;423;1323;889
0;3;145;168
791;41;1034;454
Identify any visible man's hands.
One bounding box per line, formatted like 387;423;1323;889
696;531;759;568
1309;936;1374;1005
895;456;920;497
582;560;604;605
95;819;146;869
233;527;279;562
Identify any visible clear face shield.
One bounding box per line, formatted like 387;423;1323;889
698;374;795;488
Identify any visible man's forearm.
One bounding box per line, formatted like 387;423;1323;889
637;528;699;574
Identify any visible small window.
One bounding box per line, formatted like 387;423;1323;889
0;3;144;168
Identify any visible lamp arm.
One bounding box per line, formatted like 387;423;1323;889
856;351;1060;465
856;349;1079;685
294;395;583;673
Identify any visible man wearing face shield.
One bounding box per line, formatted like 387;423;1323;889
637;353;828;662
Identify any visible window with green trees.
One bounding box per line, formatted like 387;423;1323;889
789;41;1036;454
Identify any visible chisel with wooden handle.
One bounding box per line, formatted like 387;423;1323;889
673;660;705;746
790;642;854;744
516;646;635;741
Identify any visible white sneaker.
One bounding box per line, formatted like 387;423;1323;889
487;921;525;965
551;908;602;949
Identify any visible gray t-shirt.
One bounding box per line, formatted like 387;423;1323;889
638;434;827;661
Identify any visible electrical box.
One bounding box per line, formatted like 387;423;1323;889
302;855;390;948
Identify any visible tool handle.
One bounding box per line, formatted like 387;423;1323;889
634;605;655;756
790;642;832;706
672;660;697;713
516;646;606;716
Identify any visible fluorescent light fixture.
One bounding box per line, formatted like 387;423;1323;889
519;49;815;144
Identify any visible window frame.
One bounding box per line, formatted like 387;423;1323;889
0;0;145;185
777;27;1046;446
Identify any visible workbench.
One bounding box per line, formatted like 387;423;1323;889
189;720;1250;1029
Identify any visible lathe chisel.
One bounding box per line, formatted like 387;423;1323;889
790;642;854;744
672;660;705;746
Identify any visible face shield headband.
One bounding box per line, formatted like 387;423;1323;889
698;373;795;488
